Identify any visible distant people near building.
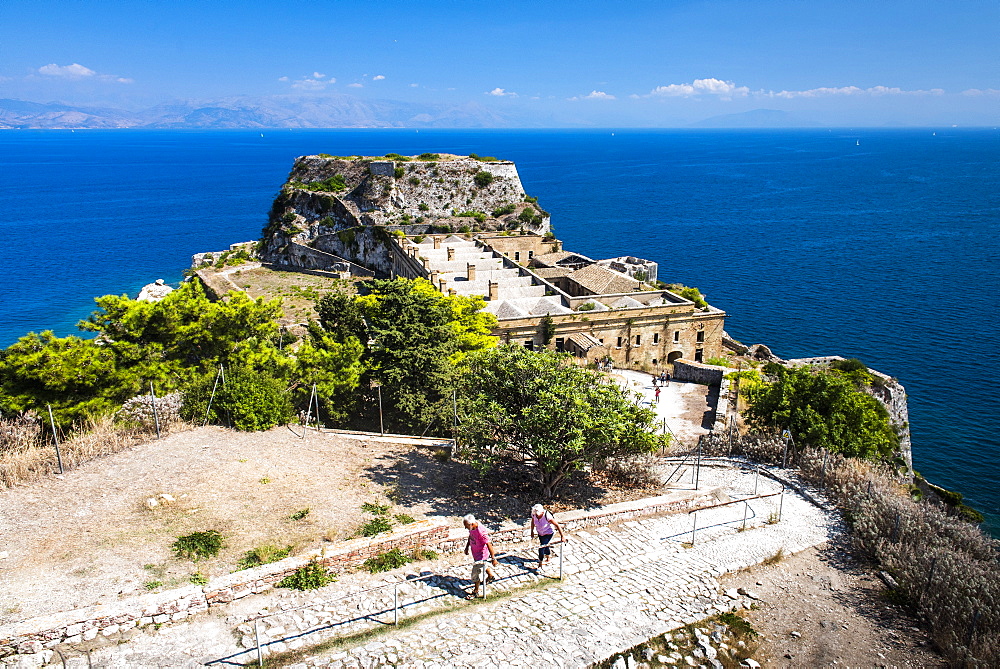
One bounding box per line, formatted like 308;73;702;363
529;504;564;570
651;374;658;387
463;514;498;597
654;385;661;403
659;371;667;385
665;372;671;385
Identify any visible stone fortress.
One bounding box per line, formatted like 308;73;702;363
257;152;726;369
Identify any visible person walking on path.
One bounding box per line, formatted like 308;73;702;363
659;371;667;385
529;504;565;569
654;385;661;403
651;374;658;387
463;514;498;598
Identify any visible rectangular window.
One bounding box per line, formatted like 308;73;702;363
523;340;533;350
695;348;704;362
696;331;705;343
673;331;680;343
555;337;565;352
635;335;641;346
653;332;660;344
616;336;623;348
514;251;521;261
528;251;534;259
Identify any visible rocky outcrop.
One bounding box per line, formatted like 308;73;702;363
260;154;550;274
136;279;172;301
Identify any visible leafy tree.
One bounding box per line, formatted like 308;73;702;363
293;321;365;423
79;280;284;390
354;279;495;433
457;345;663;498
0;332;125;426
743;365;898;460
311;278;495;433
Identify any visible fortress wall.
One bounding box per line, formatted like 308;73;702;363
662;358;727;386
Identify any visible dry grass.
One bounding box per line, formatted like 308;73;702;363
0;414;189;488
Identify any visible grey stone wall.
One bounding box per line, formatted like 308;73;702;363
671;358;727;386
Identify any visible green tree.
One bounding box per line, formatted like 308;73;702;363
350;278;495;433
80;280;284;390
743;365;898;459
457;345;663;497
0;332;124;426
293;321;365;423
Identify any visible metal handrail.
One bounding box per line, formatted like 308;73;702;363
244;538;567;666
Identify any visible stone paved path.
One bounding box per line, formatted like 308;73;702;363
74;465;836;669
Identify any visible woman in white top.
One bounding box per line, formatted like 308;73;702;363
530;504;565;569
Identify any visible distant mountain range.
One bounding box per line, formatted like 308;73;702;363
0;95;516;129
689;108;824;128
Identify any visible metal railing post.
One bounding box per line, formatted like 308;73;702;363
393;582;399;625
558;541;564;580
481;564;487;599
753;466;760;495
778;484;785;522
695;437;702;490
149;382;161;439
47;404;64;475
742;500;749;531
203;365;222;426
254;620;263;667
690;511;698;546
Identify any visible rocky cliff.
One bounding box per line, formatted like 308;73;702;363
259;153;551;274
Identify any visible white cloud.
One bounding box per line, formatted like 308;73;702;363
486;87;518;97
39;63;96;78
770;85;944;98
36;62;133;83
409;83;419;88
649;78;749;99
347;82;363;88
961;88;1000;97
373;74;385;81
289;74;336;90
569;90;616;101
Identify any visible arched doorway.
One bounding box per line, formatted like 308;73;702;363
667;350;683;365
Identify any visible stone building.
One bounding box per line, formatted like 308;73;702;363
390;232;726;370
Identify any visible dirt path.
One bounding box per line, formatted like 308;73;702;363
725;540;943;667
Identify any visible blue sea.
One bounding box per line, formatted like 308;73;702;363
2;128;998;534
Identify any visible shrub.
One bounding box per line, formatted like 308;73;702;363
664;284;708;309
172;530;224;562
492;203;517;217
474;171;494;188
289;508;310;521
409;177;420;186
418;153;440;160
361;501;390;515
457;210;487;223
393;167;405;179
189;572;208;585
413;548;438;561
357;517;393;537
394;513;416;524
418;203;429;211
296;174;347;193
577;302;596;312
277;560;336;590
236;544;292;571
524;195;538;203
705;356;731;367
831;358;867;373
117;392;182;429
182;365;293;432
144;580;162;591
363;548;412;573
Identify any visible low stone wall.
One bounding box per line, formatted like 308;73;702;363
436;487;726;553
1;489;725;660
0;520;447;660
671;358;727;386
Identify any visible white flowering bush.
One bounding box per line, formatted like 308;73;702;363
0;412;43;454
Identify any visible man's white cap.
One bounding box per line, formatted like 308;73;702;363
463;514;477;525
531;504;544;515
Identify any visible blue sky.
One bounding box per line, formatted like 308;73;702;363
1;0;997;125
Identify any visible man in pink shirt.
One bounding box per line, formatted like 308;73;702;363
463;514;498;598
